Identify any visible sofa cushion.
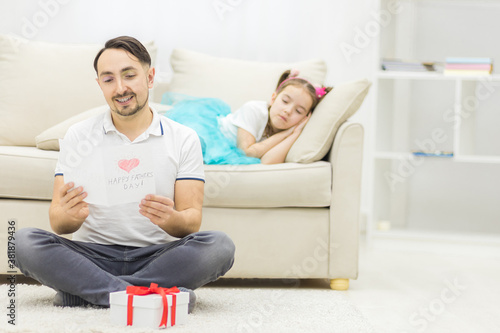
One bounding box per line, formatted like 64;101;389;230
35;103;172;151
0;146;58;200
203;161;332;208
0;146;332;208
168;48;327;112
0;34;157;147
285;78;371;163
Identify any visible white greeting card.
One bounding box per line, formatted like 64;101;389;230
102;145;156;206
59;139;156;206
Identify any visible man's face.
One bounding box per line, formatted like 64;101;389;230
96;48;154;118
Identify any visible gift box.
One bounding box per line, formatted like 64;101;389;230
110;283;189;329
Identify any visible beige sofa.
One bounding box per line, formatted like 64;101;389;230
0;35;370;290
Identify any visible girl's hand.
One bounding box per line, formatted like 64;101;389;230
283;126;296;136
282;113;310;138
292;113;311;134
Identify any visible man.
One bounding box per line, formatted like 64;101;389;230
14;36;235;310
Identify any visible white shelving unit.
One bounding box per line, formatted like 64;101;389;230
368;0;500;242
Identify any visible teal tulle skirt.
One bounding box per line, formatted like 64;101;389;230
161;93;260;165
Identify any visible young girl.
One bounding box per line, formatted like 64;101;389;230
163;70;332;165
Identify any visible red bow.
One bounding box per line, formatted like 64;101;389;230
126;283;180;327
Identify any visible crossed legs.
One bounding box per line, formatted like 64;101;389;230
13;228;235;307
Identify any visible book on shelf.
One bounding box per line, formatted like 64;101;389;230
445;63;492;71
381;59;436;72
445;57;492;64
444;57;493;76
411;150;454;158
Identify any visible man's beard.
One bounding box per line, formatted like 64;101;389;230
112;92;149;117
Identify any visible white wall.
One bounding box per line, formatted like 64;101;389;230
0;0;379;221
0;0;378;81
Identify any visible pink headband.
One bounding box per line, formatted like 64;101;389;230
277;76;327;99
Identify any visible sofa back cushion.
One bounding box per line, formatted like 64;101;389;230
168;48;327;112
0;34;157;146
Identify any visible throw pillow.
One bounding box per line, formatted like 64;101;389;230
285;78;371;163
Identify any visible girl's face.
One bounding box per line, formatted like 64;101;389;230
269;85;313;131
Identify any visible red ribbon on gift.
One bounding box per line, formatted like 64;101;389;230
126;283;180;327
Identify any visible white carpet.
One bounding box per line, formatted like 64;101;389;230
0;281;375;333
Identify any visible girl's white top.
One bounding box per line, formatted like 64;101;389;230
218;101;269;143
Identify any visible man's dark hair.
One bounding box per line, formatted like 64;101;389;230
93;36;151;73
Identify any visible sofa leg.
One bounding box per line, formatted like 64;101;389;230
330;278;349;290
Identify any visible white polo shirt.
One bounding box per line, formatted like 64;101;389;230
55;107;205;246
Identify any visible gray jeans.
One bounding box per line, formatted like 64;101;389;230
13;228;235;306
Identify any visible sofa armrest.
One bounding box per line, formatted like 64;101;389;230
327;121;364;279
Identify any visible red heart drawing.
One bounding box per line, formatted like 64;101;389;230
118;158;140;173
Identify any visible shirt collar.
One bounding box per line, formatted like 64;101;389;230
102;106;164;139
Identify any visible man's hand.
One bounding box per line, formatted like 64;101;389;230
49;177;89;235
139;194;175;229
139;180;204;238
59;182;90;222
